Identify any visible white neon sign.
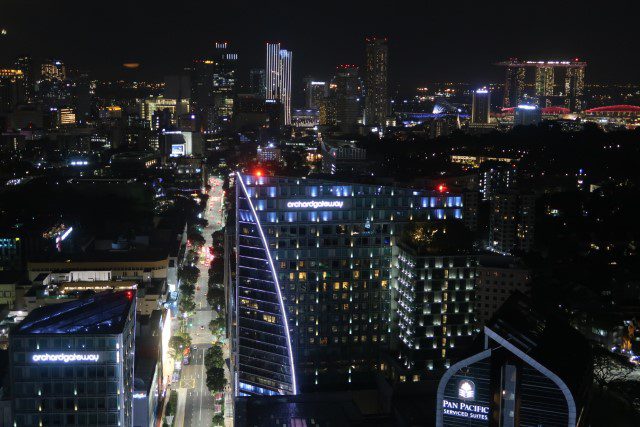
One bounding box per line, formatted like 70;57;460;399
32;353;100;363
458;380;475;399
286;200;344;209
443;399;489;421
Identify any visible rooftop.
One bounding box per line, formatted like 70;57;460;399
485;292;592;399
14;291;135;335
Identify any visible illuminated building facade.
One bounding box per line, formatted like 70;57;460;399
266;43;293;125
0;69;25;113
331;65;361;133
303;78;328;110
41;60;66;82
497;59;586;112
364;37;389;127
488;192;535;255
395;245;477;379
471;89;490;125
234;172;478;394
436;292;592;427
9;291;136;427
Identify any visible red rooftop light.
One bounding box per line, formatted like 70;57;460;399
438;184;447;193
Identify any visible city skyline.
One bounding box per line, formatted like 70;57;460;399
1;0;639;88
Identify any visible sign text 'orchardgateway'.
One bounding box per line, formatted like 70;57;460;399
286;200;344;209
442;399;490;420
32;353;100;363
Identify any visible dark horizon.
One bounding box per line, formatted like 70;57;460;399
2;0;640;89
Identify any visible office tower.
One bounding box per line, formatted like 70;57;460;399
470;89;490;124
14;55;34;103
489;191;535;255
332;65;361;133
303;77;328;110
266;43;292;125
436;292;592;427
41;59;66;81
364;37;389;127
249;68;266;97
10;291;136;427
0;69;25;113
233;172;478;395
497;59;586;111
514;104;541;126
395;236;477;378
190;59;216;132
212;41;238;124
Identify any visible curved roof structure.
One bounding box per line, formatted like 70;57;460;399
584;104;640;113
542;106;571;115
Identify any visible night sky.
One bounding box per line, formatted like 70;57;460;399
1;0;639;91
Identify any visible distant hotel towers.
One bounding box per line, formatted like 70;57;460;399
497;59;586;111
266;43;293;125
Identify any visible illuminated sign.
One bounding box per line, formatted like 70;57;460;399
133;392;147;399
458;380;475;399
32;353;100;363
442;399;489;421
286;200;344;209
171;144;185;157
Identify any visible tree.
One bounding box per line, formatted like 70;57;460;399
206;366;227;392
179;297;196;313
169;334;191;356
188;231;206;248
212;413;224;426
205;345;224;369
593;345;635;389
179;265;200;285
207;286;225;309
209;317;225;335
179;282;195;297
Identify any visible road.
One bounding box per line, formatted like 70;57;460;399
175;176;227;427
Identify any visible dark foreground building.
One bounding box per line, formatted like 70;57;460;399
436;292;592;427
10;291;136;427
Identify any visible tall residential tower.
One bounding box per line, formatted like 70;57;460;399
364;37;389;127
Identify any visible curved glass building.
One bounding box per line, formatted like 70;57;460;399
236;172;297;396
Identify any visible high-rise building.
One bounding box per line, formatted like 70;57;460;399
303;77;328;110
436;292;592;427
488;191;535;255
331;65;361;133
41;59;66;81
0;69;25;113
212;42;238;125
266;43;293;125
14;55;34;103
9;291;137;427
395;239;477;378
249;68;266;97
498;59;586;111
478;161;516;201
470;89;490;125
364;37;389;127
233;172;478;395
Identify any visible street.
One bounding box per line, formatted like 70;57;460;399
173;175;229;427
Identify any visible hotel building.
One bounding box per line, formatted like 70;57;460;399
234;172;478;395
436;292;592;427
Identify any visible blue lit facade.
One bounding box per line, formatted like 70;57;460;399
234;173;477;393
9;291;136;427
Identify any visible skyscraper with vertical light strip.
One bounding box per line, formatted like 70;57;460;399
266;43;292;125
